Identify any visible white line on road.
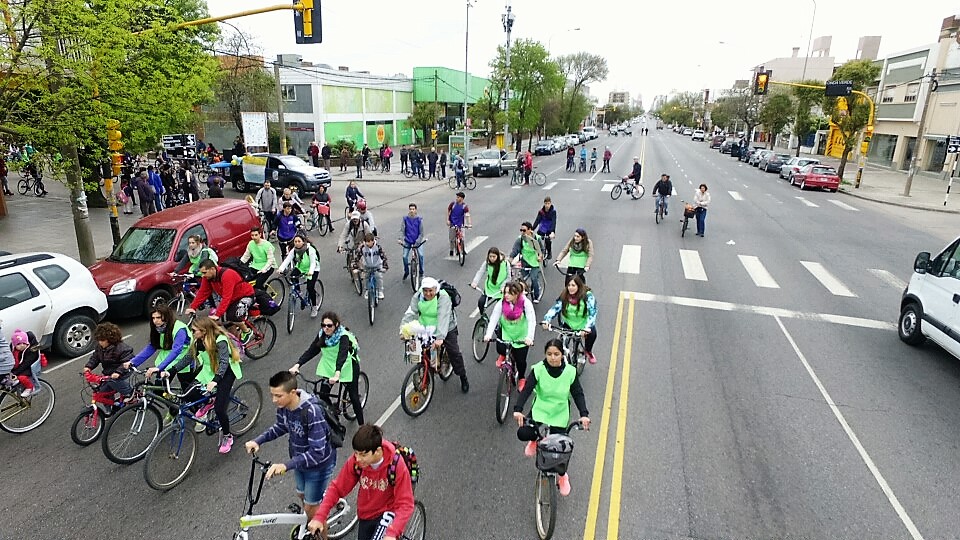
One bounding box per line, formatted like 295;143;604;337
796;196;819;207
868;269;907;290
511;185;522;189
468;307;480;319
603;179;620;183
828;199;859;211
543;182;558;190
679;249;708;281
773;316;925;540
801;261;858;297
44;334;133;374
620;291;894;330
738;255;780;288
373;396;402;427
618;245;642;274
558;178;577;181
600;184;615;192
464;235;488;254
728;191;744;200
483;184;494;189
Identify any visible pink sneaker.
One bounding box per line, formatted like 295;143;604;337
524;440;537;457
586;352;597;364
196;400;215;419
557;474;571;496
495;355;506;368
218;434;234;454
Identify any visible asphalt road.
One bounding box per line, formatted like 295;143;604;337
5;127;960;540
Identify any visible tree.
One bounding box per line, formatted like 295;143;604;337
791;80;824;156
722;87;763;144
468;84;505;148
489;39;563;151
821;60;880;177
408;102;443;145
556;52;609;132
212;30;276;137
759;92;794;148
708;99;733;133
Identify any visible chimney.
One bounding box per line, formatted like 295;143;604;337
792;47;800;58
339;66;349;71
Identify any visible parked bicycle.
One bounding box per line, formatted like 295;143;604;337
17;172;46;197
610;177;645;201
400;333;453;417
0;359;55;434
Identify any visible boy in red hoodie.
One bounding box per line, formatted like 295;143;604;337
309;424;414;540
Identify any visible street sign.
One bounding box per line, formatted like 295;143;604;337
948;136;960;154
825;80;853;97
161;133;198;158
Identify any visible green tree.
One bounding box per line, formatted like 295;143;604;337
722;87;763;144
759;92;794;149
407;102;443;145
468;84;506;148
212;30;276;137
791;80;824;156
490;39;563;151
708;98;733;133
556;52;608;133
822;60;881;177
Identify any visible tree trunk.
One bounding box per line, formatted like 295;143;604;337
62;143;97;266
837;148;850;178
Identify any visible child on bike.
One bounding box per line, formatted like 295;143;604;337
83;323;135;397
309;424;415;540
279;232;322;318
513;340;590;497
358;232;388;301
589;148;598;173
541;274;598;364
484;280;536;391
6;329;41;396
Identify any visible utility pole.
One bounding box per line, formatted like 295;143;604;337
274;56;287;155
464;0;472;165
903;69;937;197
501;3;515;152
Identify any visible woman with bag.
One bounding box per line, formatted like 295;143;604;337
693;183;710;237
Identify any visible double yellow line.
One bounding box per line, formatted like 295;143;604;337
584;291;636;540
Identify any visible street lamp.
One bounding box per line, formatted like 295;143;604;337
800;0;816;81
502;3;516;151
547;27;580;55
463;0;473;164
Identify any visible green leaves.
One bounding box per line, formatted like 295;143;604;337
759;93;794;138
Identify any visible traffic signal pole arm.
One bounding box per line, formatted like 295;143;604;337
769;80;875;126
133;3;307;35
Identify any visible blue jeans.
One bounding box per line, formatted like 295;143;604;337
696;207;707;235
402;245;424;274
522;265;542;300
655;194;669;214
295;458;336;505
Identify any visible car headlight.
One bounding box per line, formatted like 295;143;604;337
109;279;137;295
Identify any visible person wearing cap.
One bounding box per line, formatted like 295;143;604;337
274;202;303;260
400;277;470;393
625;156;642;189
338;211;373;255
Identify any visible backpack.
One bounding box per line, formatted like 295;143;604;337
253;288;281;316
301;399;345;449
354;442;419;487
220;256;255;282
438;280;461;308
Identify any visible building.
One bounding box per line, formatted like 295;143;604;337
755;39;838;83
608;91;629;106
411;67;489;131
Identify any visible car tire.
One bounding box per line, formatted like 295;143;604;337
800;179;806;190
898;302;926;345
497;167;503;177
144;288;172;316
234;178;247;192
53;312;97;357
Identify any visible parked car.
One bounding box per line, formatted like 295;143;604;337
621;125;632;136
0;252;108;357
89;199;260;318
900;238;960;361
682;128;694;136
791;164;841;191
583;126;598;140
719;139;737;154
710;135;726;149
565;134;579;147
750;149;772;167
234;153;331;194
730;143;744;158
761;153;792;173
472;148;513;177
534;140;555;156
778;157;821;180
552;137;565;152
741;145;765;162
691;129;705;141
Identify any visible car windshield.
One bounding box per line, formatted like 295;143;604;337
811;167;836;175
278;155;310;168
109;227;176;263
478;149;500;159
537;141;551;147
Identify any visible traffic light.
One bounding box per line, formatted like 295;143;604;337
294;0;322;44
431;129;438;141
107;119;123;151
754;71;771;96
111;153;123;177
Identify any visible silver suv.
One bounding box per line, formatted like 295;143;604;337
899;238;960;360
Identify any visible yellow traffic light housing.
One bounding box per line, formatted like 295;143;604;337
754;71;770;95
111;153;123;177
107;119;123;152
294;0;322;44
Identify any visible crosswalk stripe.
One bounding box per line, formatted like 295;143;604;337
738;255;780;288
867;269;907;290
728;191;744;200
543;182;558;190
679;249;708;281
671;188;678;196
801;261;857;297
796;196;819;207
483;184;494;189
618;245;642;274
464;235;488;254
601;184;615;192
827;199;859;211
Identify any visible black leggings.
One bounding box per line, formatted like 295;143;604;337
318;362;364;425
181;369;236;435
496;342;529;379
561;321;597;353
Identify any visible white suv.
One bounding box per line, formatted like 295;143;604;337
0;253;108;358
691;129;705;141
899;238;960;360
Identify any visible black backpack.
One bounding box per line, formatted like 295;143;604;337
220;256;256;282
253;288;281;316
438;280;461;308
302;398;345;449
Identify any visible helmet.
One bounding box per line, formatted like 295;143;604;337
350;211;361;220
357;200;367;211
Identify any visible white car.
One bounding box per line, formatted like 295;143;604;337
682;128;694;136
583;126;598;140
900;238;960;361
565;134;579;147
691;129;705;141
0;252;108;357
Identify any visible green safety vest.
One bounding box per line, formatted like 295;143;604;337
485;261;509;298
295;245;318;275
568;246;588;268
561;299;588;331
520;236;539;268
247;240;272;271
418;293;440;328
499;310;528;348
195;334;242;385
156;320;191;373
531;361;577;428
189;247;218;274
317;330;359;383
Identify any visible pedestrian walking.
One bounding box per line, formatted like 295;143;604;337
427;147;438;179
400;145;409;174
308;142;320;168
354;152;363;179
439;149;447;179
693;183;710;237
339;146;350;172
147;165;164;211
120;175;136;214
135;172;157;216
321;142;331;171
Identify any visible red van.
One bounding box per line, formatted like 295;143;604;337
90;199;260;318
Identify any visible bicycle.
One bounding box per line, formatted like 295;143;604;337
544;325;587;377
297;372;369;423
681;200;695;238
400;333;453;417
402;167;415;179
589;159;597;173
511;168;524;186
452;225;470;267
143;376;263;490
402;239;427;292
70;368;145;446
285;272;325;334
233;454;359;540
565;156;575;173
186;307;277;361
469;293;498;362
492;338;519;425
527;420;585;540
0;360;55;434
510;261;546;303
577;158;586;173
17;173;46;197
610;177;645;201
361;267;382;325
531;168;547;186
344;197;364;221
304;202;332;237
341;248;364;296
167;273;201;315
654;194;668;224
447;174;476;190
100;375;176;465
553;261;587;283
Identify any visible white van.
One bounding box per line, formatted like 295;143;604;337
899;238;960;360
583;126;598;140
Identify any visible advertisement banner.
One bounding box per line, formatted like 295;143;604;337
241;112;269;148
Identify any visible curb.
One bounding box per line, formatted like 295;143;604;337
839;188;960;214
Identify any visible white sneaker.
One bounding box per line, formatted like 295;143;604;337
310;306;320;318
377;291;385;300
20;387;35;398
363;290;368;299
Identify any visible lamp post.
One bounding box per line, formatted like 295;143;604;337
463;0;473;165
502;3;516;152
800;0;817;82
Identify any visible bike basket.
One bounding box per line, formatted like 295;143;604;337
316;204;330;216
536;434;574;474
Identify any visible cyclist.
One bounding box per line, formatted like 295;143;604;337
453;151;466;188
245;370;337;526
532;196;556;260
358;232;388;300
24;161;47;196
400;277;470;393
339;211;373;257
172;234;218;278
345;180;364;215
279;233;322;319
446;191;471;257
255;179;279;235
356;199;377;236
398;203;425;280
508;222;544;303
280;187;305;216
541;274;598;365
240;228;277;290
554;228;593;281
601;146;612;173
289;311;365;425
483;280;536;391
589;147;598;173
469;247;509;314
652;173;673;216
513;339;590;496
522;150;533;185
311;185;334;233
83;322;135;397
130;304;195;390
578;145;587;172
624;156;642;190
308;424;415;540
565;146;575;172
186;259;256;342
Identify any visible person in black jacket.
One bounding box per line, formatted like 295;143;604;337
532;197;557;260
84;322;135;396
652;174;673;216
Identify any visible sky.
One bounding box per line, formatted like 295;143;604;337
205;0;959;109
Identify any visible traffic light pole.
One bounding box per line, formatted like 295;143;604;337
132;3;308;35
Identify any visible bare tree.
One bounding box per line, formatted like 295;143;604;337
213;30;276;135
556;52;608;131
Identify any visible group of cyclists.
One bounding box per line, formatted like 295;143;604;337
565;144;613;174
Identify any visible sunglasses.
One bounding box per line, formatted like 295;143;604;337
321;323;336;328
520;228;528;233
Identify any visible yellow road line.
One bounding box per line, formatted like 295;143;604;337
583;291;626;540
607;293;635;538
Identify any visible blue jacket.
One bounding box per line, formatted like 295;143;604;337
345;186;364;205
533;205;556;235
253;390;335;471
274;213;301;241
400;215;423;246
148;171;163;194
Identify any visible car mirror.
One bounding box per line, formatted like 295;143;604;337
914;252;931;274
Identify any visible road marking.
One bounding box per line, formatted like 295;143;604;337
796;196;819;207
679;249;708;281
743;183;749;188
373;396;402;427
603;179;620;183
738;255;780;288
464;235;487;254
607;293;635;540
620;291;893;330
828;199;859;211
801;261;857;297
511;185;521;190
765;193;783;204
542;182;557;190
868;269;907;290
44;334;133;374
618;245;642;274
600;183;615;192
468;307;480;319
583;292;626;540
573;188;581;191
483;184;494;189
558;177;577;181
671;187;678;196
773;316;925;540
728;190;744;200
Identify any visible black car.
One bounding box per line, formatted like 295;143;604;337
730;143;743;158
534;140;554;156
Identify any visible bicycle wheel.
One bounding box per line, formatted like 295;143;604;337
317;216;329;237
610;184;622;200
33;179;44;196
465;176;477;190
265;277;286;308
144;422;198;491
101;402;163;464
304;213;317;232
437;347;453;381
655;202;661;224
632;184;645;200
535;472;557;540
245;317;277;360
226;380;263;436
0;380;55;433
17;178;28;195
325;497;360;539
472;318;489;362
342;371;368;421
70;407;104;446
457;237;466;266
568;336;585;377
495;369;513;424
170;292;187;315
315;279;325;309
533;172;546;186
447;177;458;189
534;271;546;302
401;501;427;540
287;293;296;334
409;255;421;292
681;216;689;237
351;268;363;296
368;284;376;325
400;363;433;417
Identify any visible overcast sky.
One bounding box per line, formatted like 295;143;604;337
206;0;957;108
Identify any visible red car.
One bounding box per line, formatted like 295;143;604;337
791;164;840;192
